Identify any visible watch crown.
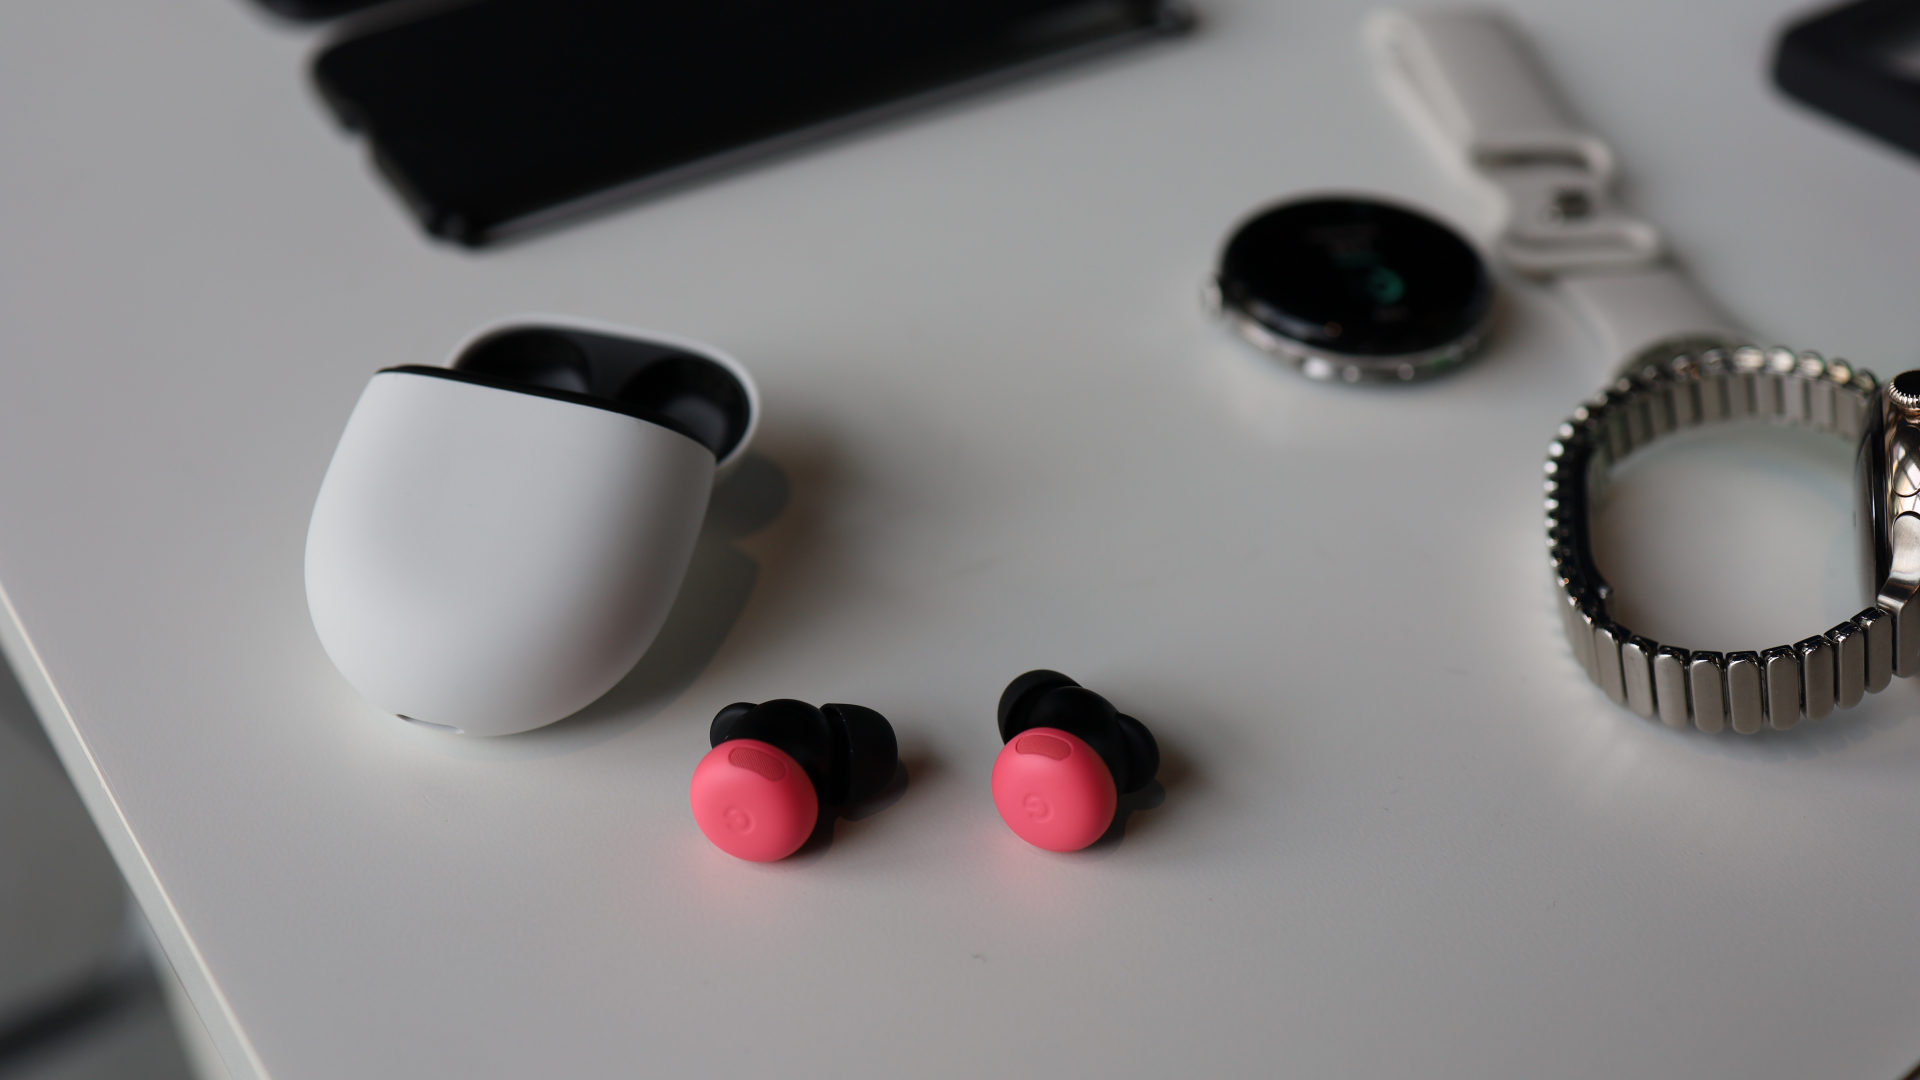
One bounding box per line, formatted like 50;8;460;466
1889;370;1920;420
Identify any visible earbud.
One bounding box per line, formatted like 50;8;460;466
991;670;1159;852
691;699;900;862
457;328;593;394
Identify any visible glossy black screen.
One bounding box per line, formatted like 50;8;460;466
1217;198;1490;359
315;0;1187;246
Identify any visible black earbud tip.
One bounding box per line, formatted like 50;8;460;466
1114;713;1159;794
823;703;898;807
721;699;835;795
1025;684;1132;789
710;701;758;747
997;669;1081;742
458;329;592;394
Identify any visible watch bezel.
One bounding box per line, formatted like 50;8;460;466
1205;195;1494;384
1204;275;1488;384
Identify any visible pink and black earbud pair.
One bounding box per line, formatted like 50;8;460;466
690;671;1160;861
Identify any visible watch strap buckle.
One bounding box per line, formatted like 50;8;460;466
1366;8;1663;275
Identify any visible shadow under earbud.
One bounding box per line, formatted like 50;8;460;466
555;454;790;737
1077;732;1192;855
1100;781;1168;844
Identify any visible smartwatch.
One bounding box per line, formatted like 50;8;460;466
1368;9;1744;376
1205;196;1493;383
1546;347;1920;733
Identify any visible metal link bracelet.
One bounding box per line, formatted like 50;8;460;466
1545;345;1886;733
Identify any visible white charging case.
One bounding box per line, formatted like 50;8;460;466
305;315;760;736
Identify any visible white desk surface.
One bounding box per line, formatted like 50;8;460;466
6;0;1920;1077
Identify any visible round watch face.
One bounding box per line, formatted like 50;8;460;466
1212;197;1492;381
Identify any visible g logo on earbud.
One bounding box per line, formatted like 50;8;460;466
1022;793;1052;821
722;805;753;833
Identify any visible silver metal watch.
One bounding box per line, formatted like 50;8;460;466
1546;345;1920;733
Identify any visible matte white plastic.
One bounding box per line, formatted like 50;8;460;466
1367;8;1607;178
1368;8;1744;368
1558;266;1743;372
1367;8;1660;276
305;371;717;736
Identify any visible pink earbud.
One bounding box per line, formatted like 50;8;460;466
989;671;1159;852
991;728;1117;851
690;739;819;862
690;699;899;862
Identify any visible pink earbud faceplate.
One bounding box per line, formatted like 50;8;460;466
990;727;1117;852
690;739;819;862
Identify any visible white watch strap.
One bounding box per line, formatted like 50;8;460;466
1366;8;1658;276
1366;8;1742;369
1557;266;1741;373
1367;8;1606;178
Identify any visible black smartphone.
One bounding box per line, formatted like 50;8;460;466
1775;0;1920;162
251;0;394;20
313;0;1193;246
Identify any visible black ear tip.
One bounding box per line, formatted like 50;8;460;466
1114;713;1159;793
457;329;592;394
997;669;1081;740
822;703;899;807
616;353;752;460
710;701;757;747
822;703;896;750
